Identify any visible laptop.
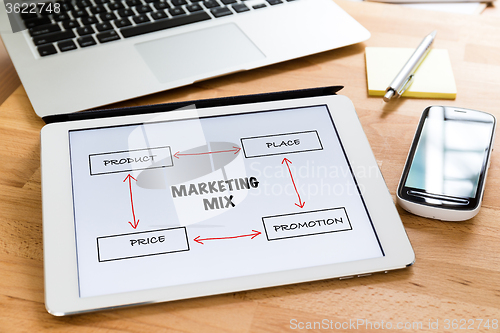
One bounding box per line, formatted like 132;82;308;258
0;0;369;118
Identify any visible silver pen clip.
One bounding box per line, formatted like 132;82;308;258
396;74;415;97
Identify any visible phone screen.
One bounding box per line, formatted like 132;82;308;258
400;106;495;209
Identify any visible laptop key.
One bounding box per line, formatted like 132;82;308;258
77;25;95;36
168;7;185;16
58;40;77;52
266;0;282;5
24;17;52;29
29;24;61;37
37;44;58;57
171;0;187;6
203;0;220;8
136;4;153;13
33;30;76;46
96;30;121;43
63;20;80;29
221;0;236;4
72;9;89;17
81;16;99;25
118;8;135;17
108;2;125;10
90;5;107;14
77;35;97;47
76;0;92;7
96;22;114;31
21;12;39;20
133;14;151;23
59;2;74;11
126;0;143;6
186;3;203;12
151;11;168;20
114;17;133;27
153;1;170;9
252;3;266;8
231;3;249;12
100;12;117;21
121;11;211;38
211;6;232;17
53;13;71;21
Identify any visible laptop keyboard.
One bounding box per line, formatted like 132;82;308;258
21;0;294;57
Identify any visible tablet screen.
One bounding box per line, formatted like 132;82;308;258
68;105;384;298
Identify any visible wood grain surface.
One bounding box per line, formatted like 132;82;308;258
0;37;20;107
1;1;499;331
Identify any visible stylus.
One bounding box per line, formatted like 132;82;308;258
383;31;437;102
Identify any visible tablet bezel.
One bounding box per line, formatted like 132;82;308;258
41;95;414;316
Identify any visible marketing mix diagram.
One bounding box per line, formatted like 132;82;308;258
69;105;384;297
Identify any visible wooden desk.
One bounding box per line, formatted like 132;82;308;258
0;37;20;107
1;1;499;331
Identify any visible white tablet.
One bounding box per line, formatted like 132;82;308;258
41;94;414;316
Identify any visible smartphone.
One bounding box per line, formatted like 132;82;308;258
397;106;496;221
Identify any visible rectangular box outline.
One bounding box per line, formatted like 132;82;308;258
262;207;352;241
240;130;323;159
96;227;190;262
89;146;173;176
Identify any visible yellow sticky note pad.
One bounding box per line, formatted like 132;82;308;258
365;47;457;99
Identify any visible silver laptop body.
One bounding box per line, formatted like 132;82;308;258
0;0;369;118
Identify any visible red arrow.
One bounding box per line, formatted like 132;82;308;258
123;174;140;229
194;230;261;245
282;158;305;208
174;146;241;159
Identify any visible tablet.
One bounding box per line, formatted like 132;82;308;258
41;94;414;315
